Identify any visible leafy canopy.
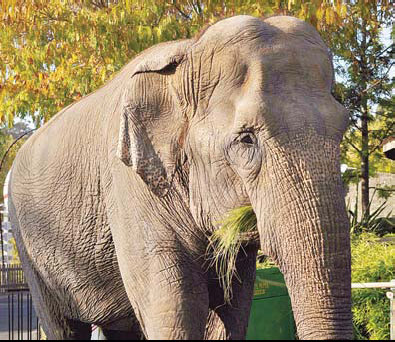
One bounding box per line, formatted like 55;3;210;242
330;1;394;176
1;0;351;125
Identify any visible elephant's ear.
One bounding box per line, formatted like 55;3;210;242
116;40;190;197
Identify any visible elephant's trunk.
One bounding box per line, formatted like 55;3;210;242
256;131;353;340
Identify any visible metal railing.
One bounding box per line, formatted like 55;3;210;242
0;265;41;340
0;265;27;292
5;291;41;340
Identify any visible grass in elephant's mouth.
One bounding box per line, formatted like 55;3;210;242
207;205;257;303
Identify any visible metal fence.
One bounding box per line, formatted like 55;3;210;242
0;264;41;340
0;264;26;292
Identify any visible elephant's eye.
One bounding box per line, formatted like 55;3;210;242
239;132;256;146
226;130;262;176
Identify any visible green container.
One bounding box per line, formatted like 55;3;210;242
246;268;296;340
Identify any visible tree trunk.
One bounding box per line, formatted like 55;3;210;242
360;100;370;217
360;20;370;217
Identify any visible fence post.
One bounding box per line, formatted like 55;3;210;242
0;209;5;269
386;280;395;341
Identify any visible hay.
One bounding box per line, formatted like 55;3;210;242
207;205;258;303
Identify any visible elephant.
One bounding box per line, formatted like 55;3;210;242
8;15;352;340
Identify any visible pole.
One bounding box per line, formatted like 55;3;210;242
0;210;5;269
386;280;395;341
352;282;395;289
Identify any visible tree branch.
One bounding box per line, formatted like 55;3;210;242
369;123;395;153
0;129;36;174
376;43;394;58
172;1;191;20
344;136;362;154
362;62;394;94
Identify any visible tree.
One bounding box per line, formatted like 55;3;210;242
0;0;349;125
342;99;395;175
327;1;393;216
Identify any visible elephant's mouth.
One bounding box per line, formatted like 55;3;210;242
206;206;259;302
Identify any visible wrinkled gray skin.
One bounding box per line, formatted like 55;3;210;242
9;15;352;340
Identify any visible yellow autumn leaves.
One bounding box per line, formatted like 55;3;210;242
0;0;387;125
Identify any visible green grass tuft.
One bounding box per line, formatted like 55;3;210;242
207;205;257;303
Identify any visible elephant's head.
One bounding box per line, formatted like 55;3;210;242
117;15;352;340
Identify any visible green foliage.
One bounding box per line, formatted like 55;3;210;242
1;1;392;166
342;167;359;185
328;1;394;215
351;233;394;340
348;190;393;236
207;205;256;302
341;99;395;176
9;237;20;265
0;0;350;126
376;185;394;200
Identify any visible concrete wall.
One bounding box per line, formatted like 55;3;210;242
345;172;395;219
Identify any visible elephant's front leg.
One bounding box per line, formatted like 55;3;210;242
123;252;210;340
208;245;258;339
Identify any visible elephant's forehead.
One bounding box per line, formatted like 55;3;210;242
192;15;331;90
233;44;333;117
201;39;332;99
196;41;342;138
195;15;326;51
254;43;332;92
